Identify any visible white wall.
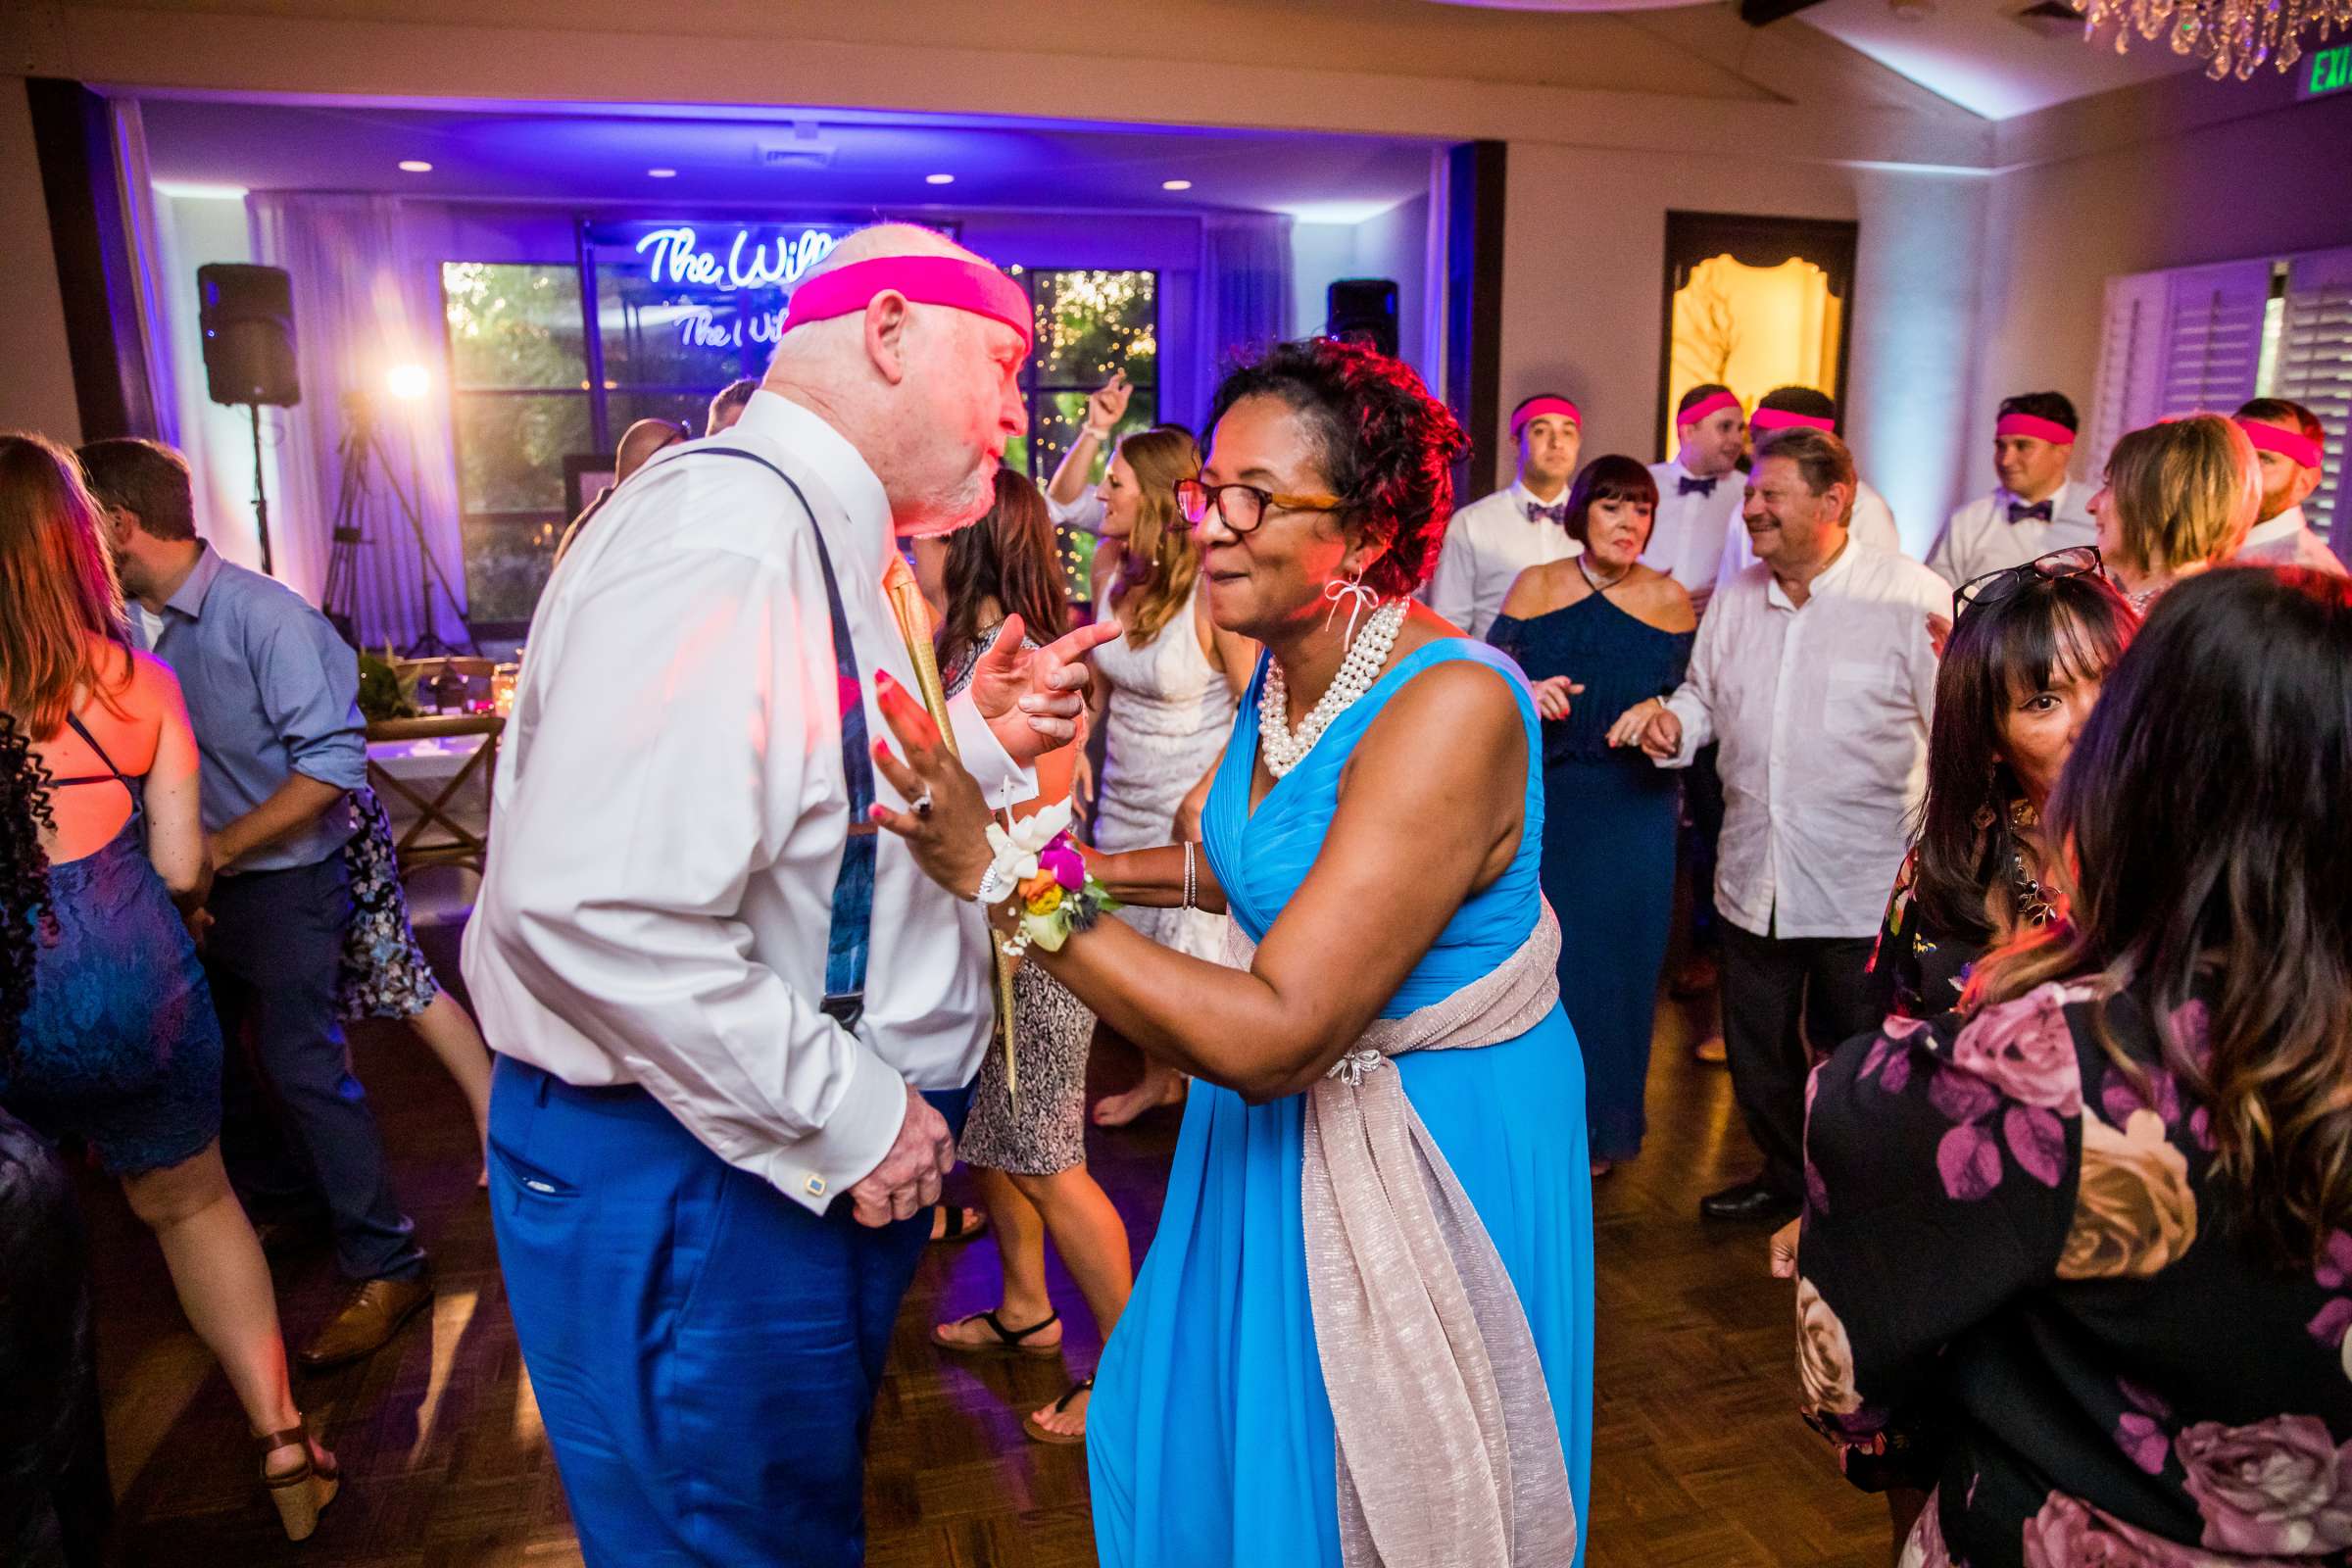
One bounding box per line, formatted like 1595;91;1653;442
1288;196;1436;387
157;189;273;564
1;84;84;443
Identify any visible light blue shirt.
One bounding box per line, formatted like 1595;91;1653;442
136;544;363;873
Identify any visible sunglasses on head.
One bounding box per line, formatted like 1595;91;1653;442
1953;545;2104;619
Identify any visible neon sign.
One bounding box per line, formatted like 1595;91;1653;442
633;224;838;291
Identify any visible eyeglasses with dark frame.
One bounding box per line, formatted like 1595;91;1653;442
1953;545;2105;619
1171;478;1345;536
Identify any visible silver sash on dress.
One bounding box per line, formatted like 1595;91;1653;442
1222;906;1578;1568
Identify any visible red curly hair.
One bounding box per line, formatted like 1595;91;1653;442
1206;338;1469;601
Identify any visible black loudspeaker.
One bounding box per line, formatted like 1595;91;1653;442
198;264;300;407
1326;277;1400;359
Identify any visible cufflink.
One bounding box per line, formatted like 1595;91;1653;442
805;1175;827;1198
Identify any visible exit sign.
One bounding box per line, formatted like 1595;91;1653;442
2303;41;2352;98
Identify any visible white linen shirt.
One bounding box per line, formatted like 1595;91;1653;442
1655;541;1952;940
1643;458;1742;613
1925;479;2097;587
1715;477;1904;585
2236;506;2348;575
461;391;1033;1213
1424;480;1583;639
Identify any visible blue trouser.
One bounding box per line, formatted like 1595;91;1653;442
210;852;423;1282
487;1054;970;1568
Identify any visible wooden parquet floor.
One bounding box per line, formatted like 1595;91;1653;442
82;922;1888;1567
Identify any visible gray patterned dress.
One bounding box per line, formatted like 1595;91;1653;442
944;627;1099;1175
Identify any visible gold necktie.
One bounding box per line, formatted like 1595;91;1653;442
882;555;1019;1101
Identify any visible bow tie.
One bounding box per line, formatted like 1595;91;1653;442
1677;474;1719;497
1526;500;1570;526
2006;500;2054;523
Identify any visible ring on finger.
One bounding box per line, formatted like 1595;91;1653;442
912;789;935;818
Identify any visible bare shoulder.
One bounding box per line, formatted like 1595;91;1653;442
1495;560;1577;623
1620;566;1696;634
125;644;183;696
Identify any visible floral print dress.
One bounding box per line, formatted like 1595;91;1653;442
1798;978;2352;1566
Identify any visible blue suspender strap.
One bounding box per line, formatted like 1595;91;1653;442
690;447;876;1030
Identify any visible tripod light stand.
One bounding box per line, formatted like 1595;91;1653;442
320;386;476;658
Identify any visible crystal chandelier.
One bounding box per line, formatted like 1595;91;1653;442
2073;0;2352;78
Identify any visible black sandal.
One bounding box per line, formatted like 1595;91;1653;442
930;1308;1062;1359
1023;1377;1094;1446
928;1203;990;1245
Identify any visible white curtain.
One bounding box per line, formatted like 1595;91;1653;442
1198;215;1294;401
248;192;467;646
107;99;180;448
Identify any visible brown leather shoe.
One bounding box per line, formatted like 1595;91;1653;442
298;1274;432;1370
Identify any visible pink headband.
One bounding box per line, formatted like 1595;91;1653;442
1678;389;1742;428
781;255;1034;351
2238;417;2326;471
1748;407;1836;435
1995;413;2077;446
1511;396;1581;438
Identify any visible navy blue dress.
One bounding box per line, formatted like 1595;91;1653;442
2;715;222;1176
1490;596;1691;1163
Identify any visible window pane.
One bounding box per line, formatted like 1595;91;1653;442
1025;386;1160;488
452;392;593;514
442;264;587;391
596;267;765;388
1029;270;1157;386
461;514;564;627
611;389;716;441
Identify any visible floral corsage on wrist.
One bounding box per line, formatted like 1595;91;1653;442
973;801;1117;958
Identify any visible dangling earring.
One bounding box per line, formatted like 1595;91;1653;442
1323;571;1380;646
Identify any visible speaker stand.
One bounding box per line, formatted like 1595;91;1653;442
244;403;275;577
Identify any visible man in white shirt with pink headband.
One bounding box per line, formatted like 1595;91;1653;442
1714;385;1903;584
464;224;1119;1568
2233;398;2347;575
1926;391;2099;587
1425;392;1585;638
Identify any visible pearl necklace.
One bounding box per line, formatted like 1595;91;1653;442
1258;600;1406;778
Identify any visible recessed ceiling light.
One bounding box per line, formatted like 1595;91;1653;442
925;172;956;185
1162;179;1194;191
647;167;677;178
398;160;433;173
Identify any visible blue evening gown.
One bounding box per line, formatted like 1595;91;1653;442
1086;639;1595;1567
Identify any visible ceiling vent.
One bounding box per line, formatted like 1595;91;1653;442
2012;0;2087;38
758;122;837;169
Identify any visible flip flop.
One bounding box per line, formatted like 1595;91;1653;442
1023;1377;1094;1446
931;1309;1063;1359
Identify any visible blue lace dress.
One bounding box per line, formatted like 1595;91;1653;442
3;715;222;1175
1086;640;1595;1567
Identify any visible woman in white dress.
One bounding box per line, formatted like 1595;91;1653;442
1087;428;1256;1126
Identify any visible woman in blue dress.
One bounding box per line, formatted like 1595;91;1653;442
1488;455;1694;1175
874;339;1594;1567
0;435;337;1541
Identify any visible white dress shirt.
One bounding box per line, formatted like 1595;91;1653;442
1643;458;1742;612
1424;479;1584;639
2236;506;2348;575
1714;477;1904;586
1655;541;1952;941
1925;479;2097;587
461;391;1033;1212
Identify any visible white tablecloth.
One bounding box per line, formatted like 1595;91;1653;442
367;732;490;841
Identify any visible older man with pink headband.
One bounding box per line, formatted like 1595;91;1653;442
2233;398;2346;574
1425;391;1586;637
1713;385;1906;584
1925;391;2098;587
464;223;1119;1568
